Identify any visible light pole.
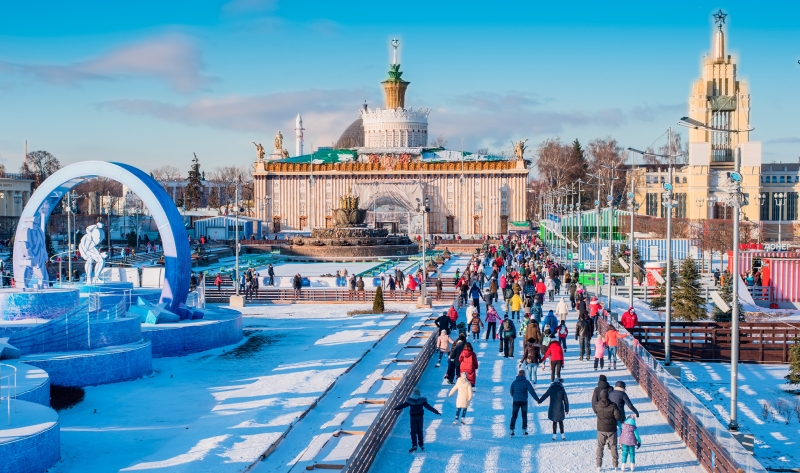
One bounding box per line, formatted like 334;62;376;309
233;178;241;297
662;174;676;365
416;195;431;307
679;116;753;431
605;194;614;311
774;192;785;246
627;191;637;309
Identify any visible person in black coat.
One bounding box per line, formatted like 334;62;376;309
591;375;613;413
446;333;466;384
267;264;275;286
435;313;452;335
595;389;624;470
393;387;441;452
575;314;594;361
537;378;569;440
608;380;639;430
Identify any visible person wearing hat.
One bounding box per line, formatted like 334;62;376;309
393;386;441;452
509;368;539;436
620;306;639;331
591;374;613;413
595;389;624;470
608;380;639;431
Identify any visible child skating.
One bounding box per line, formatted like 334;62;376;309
619;415;642;471
393;387;441;452
448;372;473;425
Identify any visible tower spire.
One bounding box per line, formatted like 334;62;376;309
382;38;409;109
712;9;727;62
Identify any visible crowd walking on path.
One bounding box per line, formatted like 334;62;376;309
379;234;703;473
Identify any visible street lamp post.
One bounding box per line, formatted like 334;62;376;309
663;171;676;365
234;179;241;297
775;193;785;245
627;190;636;310
416;195;431;307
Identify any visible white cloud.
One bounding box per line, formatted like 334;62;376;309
0;34;208;93
99;88;378;143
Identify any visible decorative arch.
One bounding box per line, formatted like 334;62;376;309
13;161;190;312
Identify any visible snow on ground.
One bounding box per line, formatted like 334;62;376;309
373;296;704;472
677;361;800;470
49;303;413;473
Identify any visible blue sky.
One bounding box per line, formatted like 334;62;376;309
1;0;799;175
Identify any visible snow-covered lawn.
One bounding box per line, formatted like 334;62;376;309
49;303;412;473
373;297;704;472
678;361;800;470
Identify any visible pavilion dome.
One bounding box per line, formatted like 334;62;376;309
335;118;364;149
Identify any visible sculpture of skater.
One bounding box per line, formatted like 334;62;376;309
79;220;107;283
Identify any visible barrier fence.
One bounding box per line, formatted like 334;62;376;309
629;322;800;364
597;317;767;473
204;287;460;303
0;363;16;426
341;323;437;473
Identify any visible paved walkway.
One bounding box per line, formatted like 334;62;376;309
373;292;705;472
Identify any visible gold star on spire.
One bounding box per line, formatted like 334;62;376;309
712;9;727;29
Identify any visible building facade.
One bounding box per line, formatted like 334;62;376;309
252;43;529;236
631;13;800;242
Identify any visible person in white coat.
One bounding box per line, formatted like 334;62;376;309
555;297;569;322
448;372;474;425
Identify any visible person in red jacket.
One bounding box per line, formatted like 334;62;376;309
447;305;458;324
541;338;565;382
459;342;480;387
620;307;638;331
535;279;547;305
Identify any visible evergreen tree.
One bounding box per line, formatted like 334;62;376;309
712;270;744;322
672;255;707;321
649;259;676;311
185;153;203;210
610;244;627;273
372;286;385;313
786;338;800;385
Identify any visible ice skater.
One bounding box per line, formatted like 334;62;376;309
393;387;441;452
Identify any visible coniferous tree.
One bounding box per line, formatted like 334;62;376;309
610;244;627;273
786;338;800;384
672;255;707;321
712;270;744;322
185;153;203;210
649;259;676;311
372;286;385;313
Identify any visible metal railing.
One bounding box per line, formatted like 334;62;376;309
597;317;767;473
0;363;17;425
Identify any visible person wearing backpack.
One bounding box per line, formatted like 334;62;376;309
393;387;441;452
435;329;452;368
619;415;643;471
541;338;565;382
522;337;542;384
501;315;517;358
469;310;484;341
448;373;473;425
458;342;479;388
556;320;569;352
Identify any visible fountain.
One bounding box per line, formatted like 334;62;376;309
282;188;418;259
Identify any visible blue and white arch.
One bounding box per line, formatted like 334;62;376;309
13;161;190;312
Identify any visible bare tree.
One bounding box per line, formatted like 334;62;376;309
150;165;182;182
586;137;628;201
535;137;587;194
476;148;489;155
429;135;447;148
21;150;61;189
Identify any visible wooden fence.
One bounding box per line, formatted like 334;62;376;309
629;322;800;364
598;318;767;473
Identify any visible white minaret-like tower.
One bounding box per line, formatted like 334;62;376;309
295;114;304;157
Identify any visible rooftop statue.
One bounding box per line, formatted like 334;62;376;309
274;131;284;152
253;142;265;161
512;139;529;161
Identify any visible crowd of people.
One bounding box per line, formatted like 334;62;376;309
394;234;645;471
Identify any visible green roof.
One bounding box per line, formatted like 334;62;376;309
280;149;358;164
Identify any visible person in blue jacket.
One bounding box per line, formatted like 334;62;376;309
393;387;441;452
509;369;539;436
541;309;558;335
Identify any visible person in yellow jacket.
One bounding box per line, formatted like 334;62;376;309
509;292;523;321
